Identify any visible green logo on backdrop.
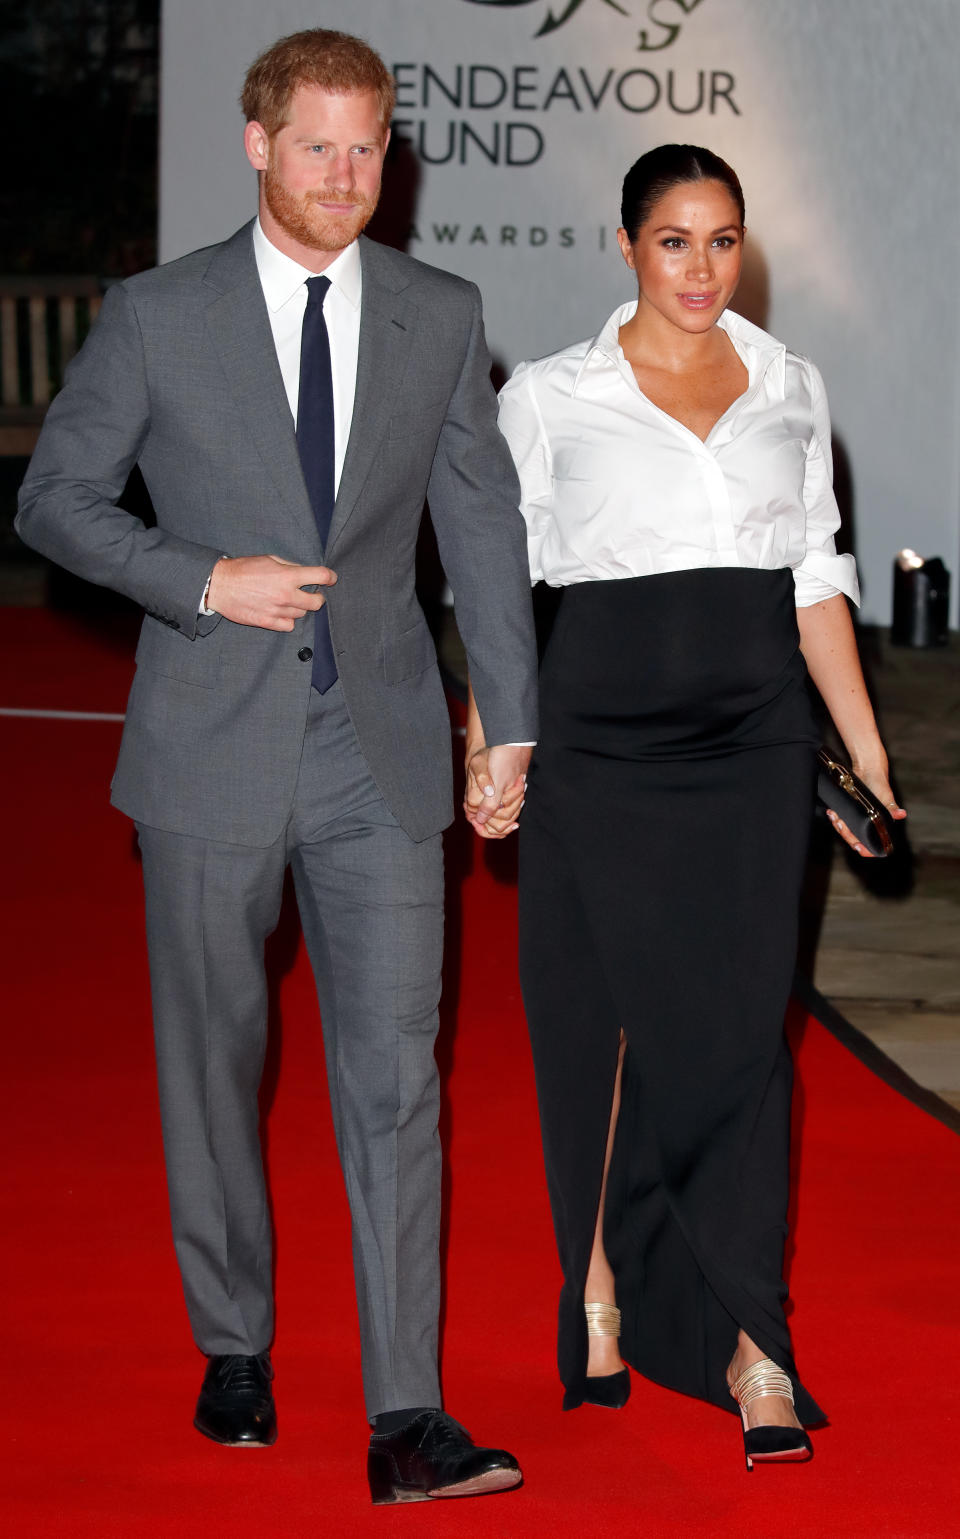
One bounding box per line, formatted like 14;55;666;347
462;0;708;47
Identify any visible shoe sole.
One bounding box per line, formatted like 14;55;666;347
193;1421;276;1448
372;1469;523;1504
749;1448;813;1463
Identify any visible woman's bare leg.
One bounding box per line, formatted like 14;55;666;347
584;1030;627;1376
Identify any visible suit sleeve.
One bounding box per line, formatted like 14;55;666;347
425;285;539;746
15;282;223;638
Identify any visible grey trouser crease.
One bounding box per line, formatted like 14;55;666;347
136;681;444;1418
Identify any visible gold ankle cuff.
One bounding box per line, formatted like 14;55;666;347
730;1358;795;1410
585;1302;621;1337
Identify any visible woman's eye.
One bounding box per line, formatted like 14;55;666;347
662;237;685;250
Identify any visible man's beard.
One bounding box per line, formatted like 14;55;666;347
264;162;379;252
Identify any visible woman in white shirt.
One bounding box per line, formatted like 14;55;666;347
468;144;903;1468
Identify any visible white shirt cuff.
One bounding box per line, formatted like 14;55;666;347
198;558;228;616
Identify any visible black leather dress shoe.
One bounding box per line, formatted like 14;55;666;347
194;1352;277;1447
367;1411;522;1504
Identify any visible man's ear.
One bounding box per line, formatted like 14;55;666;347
244;120;270;173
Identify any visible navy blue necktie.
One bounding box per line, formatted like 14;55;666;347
296;274;338;693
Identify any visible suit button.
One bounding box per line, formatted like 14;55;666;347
298;647;313;662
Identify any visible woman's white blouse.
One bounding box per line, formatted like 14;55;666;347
497;303;859;608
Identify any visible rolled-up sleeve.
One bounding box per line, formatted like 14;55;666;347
497;365;553;586
793;359;860;607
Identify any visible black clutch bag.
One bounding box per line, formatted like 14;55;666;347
816;748;895;857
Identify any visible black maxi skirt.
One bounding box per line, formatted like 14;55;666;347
519;567;825;1425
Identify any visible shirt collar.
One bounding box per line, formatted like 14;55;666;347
717;308;786;391
572;301;637;392
253;218;362;312
572;300;785;395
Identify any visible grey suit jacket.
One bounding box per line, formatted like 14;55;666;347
17;223;538;845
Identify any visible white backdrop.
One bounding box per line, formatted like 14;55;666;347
160;0;960;625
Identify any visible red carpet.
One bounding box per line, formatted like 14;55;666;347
3;609;960;1538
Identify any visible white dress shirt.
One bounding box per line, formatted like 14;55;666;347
252;219;362;488
497;303;859;608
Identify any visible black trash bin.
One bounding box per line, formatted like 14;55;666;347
891;550;950;647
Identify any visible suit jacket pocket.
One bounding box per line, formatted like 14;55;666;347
135;615;219;688
383;622;437;685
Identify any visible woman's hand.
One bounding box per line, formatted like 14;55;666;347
796;597;906;858
463;678;530;839
826;753;906;858
464;756;526;839
465;743;528;838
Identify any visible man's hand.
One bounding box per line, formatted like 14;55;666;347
465;744;532;839
207;555;337;631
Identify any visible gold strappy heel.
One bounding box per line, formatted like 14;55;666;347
562;1302;630;1411
729;1358;813;1470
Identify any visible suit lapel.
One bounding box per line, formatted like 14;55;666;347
202;222;318;550
327;237;415;552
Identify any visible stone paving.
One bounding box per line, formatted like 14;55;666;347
809;629;960;1111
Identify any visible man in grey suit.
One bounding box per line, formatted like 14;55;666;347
17;29;537;1504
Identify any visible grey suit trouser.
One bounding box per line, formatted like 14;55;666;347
136;681;444;1419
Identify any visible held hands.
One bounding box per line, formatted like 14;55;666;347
465;744;532;840
826;751;906;858
207;555;337;632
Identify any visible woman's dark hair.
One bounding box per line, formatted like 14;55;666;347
620;144;745;241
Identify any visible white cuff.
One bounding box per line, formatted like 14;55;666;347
794;551;860;608
198;557;228;616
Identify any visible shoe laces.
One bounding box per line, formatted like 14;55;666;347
419;1411;471;1448
213;1354;269;1395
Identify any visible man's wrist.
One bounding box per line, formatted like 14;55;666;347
199;555;229;616
465;740;536;761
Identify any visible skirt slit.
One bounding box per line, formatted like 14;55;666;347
518;785;625;1403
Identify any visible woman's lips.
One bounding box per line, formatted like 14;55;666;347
677;292;719;309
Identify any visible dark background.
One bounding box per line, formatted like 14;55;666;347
0;1;159;588
1;0;159;276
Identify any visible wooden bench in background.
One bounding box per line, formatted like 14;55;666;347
0;277;103;456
